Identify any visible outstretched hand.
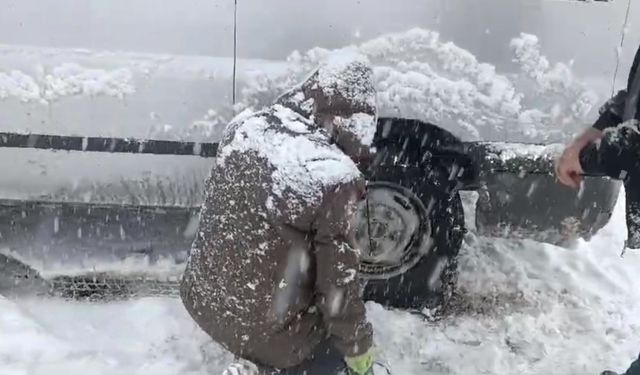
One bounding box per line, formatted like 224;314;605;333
555;143;584;189
555;127;604;189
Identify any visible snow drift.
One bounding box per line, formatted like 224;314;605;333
234;29;599;144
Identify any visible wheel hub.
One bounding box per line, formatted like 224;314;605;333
352;182;432;280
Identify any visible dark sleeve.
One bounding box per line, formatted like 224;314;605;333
593;90;626;131
627;45;640;91
312;181;373;358
593;45;640;131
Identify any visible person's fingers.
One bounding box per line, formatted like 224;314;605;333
555;155;567;181
556;167;567;185
560;173;575;188
574;158;584;175
558;164;582;189
568;170;583;189
559;174;573;188
573;172;583;188
554;157;562;178
570;156;584;189
555;145;585;189
556;162;573;187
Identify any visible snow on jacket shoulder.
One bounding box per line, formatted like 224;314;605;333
180;56;376;369
218;104;363;218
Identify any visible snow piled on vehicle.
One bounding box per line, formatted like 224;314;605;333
0;29;602;205
234;28;598;144
0;63;134;103
2;194;640;374
0;29;599;144
480;141;565;166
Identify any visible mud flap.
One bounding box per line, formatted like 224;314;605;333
0;253;51;297
0;199;196;272
0;252;181;300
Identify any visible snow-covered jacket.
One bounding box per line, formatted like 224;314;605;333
589;45;640;249
180;56;377;369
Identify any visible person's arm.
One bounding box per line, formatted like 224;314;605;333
594;45;640;131
312;181;373;358
593;90;627;131
555;126;603;188
557;45;640;187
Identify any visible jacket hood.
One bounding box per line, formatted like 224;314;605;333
277;54;378;165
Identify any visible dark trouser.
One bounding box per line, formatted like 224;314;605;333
619;354;640;375
580;124;640;248
259;342;345;375
582;124;640;375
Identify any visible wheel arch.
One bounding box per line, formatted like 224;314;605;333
372;117;478;189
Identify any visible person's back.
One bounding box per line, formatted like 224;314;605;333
181;55;379;374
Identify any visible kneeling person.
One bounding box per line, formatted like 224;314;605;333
181;56;379;375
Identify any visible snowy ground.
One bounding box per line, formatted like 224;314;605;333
2;193;640;375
